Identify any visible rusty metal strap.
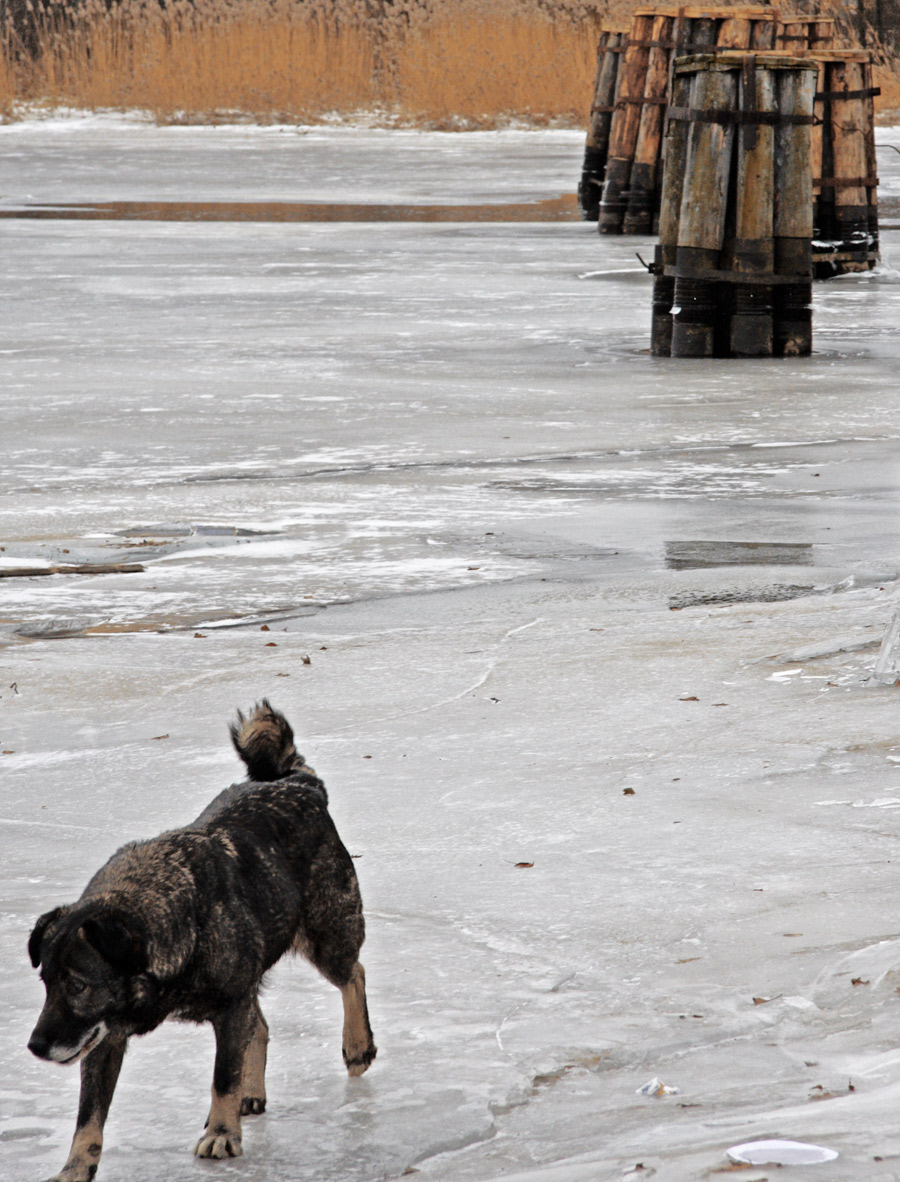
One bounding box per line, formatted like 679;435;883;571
815;87;881;101
625;38;676;49
662;265;811;285
674;40;757;53
667;107;816;126
616;97;671;108
814;175;879;189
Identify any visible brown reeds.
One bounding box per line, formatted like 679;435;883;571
0;0;601;126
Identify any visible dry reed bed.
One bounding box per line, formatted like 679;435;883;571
0;0;603;125
2;0;899;126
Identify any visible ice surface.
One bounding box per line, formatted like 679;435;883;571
3;119;900;1182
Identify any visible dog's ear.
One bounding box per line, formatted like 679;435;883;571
82;914;147;976
28;906;71;968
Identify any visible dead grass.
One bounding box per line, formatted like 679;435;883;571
2;0;898;126
0;0;604;126
392;11;599;128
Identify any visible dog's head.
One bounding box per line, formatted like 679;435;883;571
27;905;152;1064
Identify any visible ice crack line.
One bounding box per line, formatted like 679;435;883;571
320;617;544;737
393;616;544;716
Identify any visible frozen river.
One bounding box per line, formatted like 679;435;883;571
4;119;900;1182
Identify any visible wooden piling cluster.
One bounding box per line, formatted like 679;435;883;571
810;49;880;276
582;6;781;232
650;53;818;358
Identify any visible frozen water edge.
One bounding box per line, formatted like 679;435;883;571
3;122;900;1182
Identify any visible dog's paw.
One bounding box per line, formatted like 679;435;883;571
194;1127;243;1159
343;1043;377;1077
241;1096;266;1116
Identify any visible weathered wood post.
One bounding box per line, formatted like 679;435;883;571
773;60;817;355
578;29;609;219
651;67;693;355
578;30;627;220
729;55;777;357
810;50;880;277
863;52;880;266
777;15;835;54
670;59;739;357
599;14;654;234
623;13;675;233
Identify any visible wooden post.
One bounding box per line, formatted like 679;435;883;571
777;16;836;54
863;54;880;266
810;51;880;277
717;17;754;51
750;14;778;50
810;58;827;252
578;30;627;221
809;19;836;51
777;19;811;55
651;69;693;356
773;62;817;356
623;14;675;234
830;58;870;272
729;56;777;357
578;30;609;220
670;60;739;357
599;15;654;234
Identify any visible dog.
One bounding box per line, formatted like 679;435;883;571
27;701;376;1182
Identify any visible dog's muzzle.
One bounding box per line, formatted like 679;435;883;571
28;1022;108;1065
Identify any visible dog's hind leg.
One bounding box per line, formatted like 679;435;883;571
195;997;255;1160
340;961;376;1077
50;1034;126;1182
240;995;268;1116
296;851;377;1076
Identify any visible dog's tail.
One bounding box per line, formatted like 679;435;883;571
230;700;302;782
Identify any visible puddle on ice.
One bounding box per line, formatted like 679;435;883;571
664;540;814;570
116;523;278;538
0;196;580;223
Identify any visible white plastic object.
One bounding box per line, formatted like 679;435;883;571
727;1139;839;1165
635;1077;680;1096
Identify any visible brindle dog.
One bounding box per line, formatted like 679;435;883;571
28;701;375;1182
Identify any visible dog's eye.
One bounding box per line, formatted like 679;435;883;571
65;978;87;996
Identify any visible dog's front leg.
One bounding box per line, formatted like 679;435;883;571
47;1034;126;1182
194;999;255;1160
240;995;268;1115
